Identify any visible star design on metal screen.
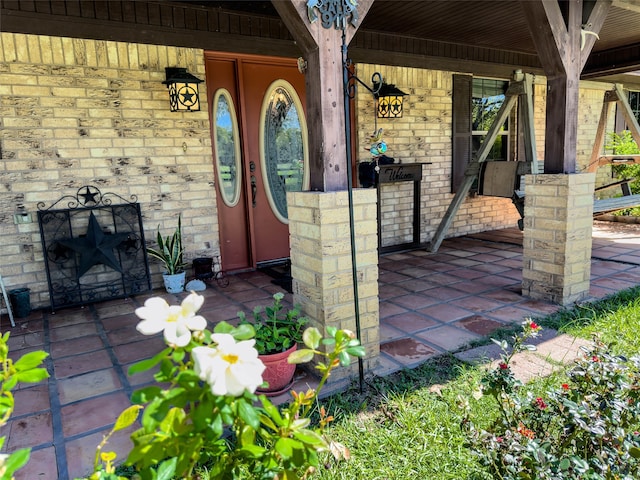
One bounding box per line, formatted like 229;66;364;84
57;212;131;278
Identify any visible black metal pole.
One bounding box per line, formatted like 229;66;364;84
341;29;365;393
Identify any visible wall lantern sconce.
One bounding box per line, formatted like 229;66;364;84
162;67;203;112
374;82;408;118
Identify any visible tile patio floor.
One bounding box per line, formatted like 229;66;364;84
5;221;640;479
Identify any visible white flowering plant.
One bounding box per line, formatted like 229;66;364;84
0;332;49;480
86;292;365;480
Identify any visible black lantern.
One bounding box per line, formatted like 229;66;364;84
374;82;408;118
162;67;203;112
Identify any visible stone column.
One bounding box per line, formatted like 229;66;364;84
522;173;595;305
287;189;379;385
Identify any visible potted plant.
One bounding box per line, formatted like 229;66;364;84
238;291;307;395
146;216;187;293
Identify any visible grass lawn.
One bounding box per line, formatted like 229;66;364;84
301;286;640;480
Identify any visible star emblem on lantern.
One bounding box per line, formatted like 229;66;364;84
374;82;409;119
162;67;203;112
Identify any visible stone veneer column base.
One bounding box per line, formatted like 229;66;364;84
522;173;595;306
287;189;379;385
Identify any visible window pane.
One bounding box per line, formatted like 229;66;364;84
213;89;241;207
472;79;508;132
471;78;509;161
261;81;308;223
473;134;508;161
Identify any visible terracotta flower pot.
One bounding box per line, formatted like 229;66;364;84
257;344;297;396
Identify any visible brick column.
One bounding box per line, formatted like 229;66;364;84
287;189;379;385
522;173;595;305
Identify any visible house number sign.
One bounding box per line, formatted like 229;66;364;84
307;0;359;29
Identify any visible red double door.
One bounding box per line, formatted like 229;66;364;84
205;53;308;271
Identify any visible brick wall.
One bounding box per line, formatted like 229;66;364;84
0;33;218;308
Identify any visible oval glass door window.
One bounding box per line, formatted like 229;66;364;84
259;80;309;223
213;89;242;207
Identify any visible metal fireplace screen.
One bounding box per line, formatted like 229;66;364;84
37;186;151;311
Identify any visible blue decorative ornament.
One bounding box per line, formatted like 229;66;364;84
370;141;387;157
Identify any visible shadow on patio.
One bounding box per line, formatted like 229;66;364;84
5;221;640;479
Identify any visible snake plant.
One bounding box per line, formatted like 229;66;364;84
146;216;187;275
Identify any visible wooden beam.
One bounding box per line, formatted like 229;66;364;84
520;0;568;78
520;74;539;174
580;0;612;71
586;91;616;172
272;0;374;191
597;154;640;167
1;7;301;57
583;42;640;78
586;84;640;173
521;0;591;173
270;0;318;53
545;75;580;173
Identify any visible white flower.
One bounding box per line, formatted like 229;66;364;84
192;333;266;396
135;293;207;347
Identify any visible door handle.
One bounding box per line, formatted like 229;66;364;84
251;175;257;207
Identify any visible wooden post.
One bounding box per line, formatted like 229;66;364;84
520;0;611;173
272;0;374;192
518;0;611;304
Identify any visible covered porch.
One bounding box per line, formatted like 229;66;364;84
5;221;640;479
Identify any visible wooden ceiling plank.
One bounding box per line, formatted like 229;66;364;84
121;2;135;23
195;7;208;31
229;13;241;35
172;6;185;29
134;2;148;25
93;1;110;21
107;1;123;23
50;1;67;16
79;1;96;20
34;1;51;14
159;4;174;28
147;3;162;27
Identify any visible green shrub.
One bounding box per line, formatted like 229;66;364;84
0;332;49;479
463;323;640;479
